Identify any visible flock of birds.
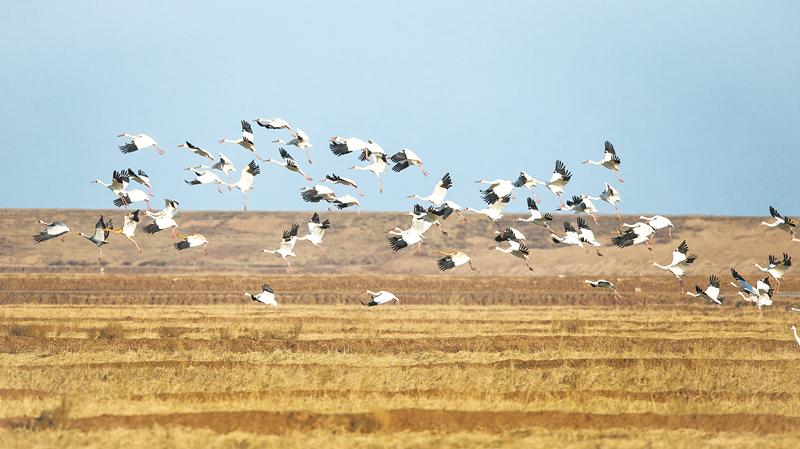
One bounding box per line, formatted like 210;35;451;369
29;118;800;344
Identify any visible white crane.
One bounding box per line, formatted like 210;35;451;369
125;169;154;197
437;250;477;272
598;183;622;222
730;269;773;316
686;275;723;307
576;217;603;256
143;199;179;236
495;226;526;244
255;117;293;131
297;212;331;257
516;197;554;230
350;152;388;193
612;222;656;251
397;204;447;237
512;172;547;203
220;120;262;160
178;141;215;160
550;221;586;251
245;283;278;308
559;195;600;225
264;148;313;181
493;240;534;271
361;290;403;309
117;132;164;155
79;215;112;252
755;253;792;292
211;153;236;175
583;140;623;183
465;194;511;226
391;148;429;177
761;206;798;242
261;223;299;271
33;220;70;243
321;174;364;196
638;215;674;239
174;233;209;255
92;170;129;205
546;160;572;204
582;280;622;300
329;136;369;157
228;160;261;211
332;194;362;215
476;178;515;205
301;184;337;204
653;240;697;292
273;129;313;164
185;169;227;193
106;210;142;253
387;228;424;254
408;173;452;206
113;187;151;208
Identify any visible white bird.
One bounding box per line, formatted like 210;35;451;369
612;222;656;251
117;132;164;155
113;188;151;208
174;233;209;255
638;215;674;239
331;194;362;215
261;223;299;271
550;221;587;250
408;173;453;206
576;217;603;256
437;250;477;272
791;325;800;347
686;275;723;307
329;136;369;157
755;253;792;291
546;160;572;203
731;269;773;316
598;183;622;221
493;240;534;271
78;215;112;252
185;169;227;193
220;120;262;159
559;195;600;225
653;240;697;291
438;201;468;223
228;160;261;211
350;152;388;193
297;212;331;257
107;209;142;253
361;290;402;309
465;194;511;225
476;178;515;206
494;226;526;244
387;228;424;254
125;169;154;197
391;148;429;177
33;220;70;243
582;279;621;300
143;199;180;236
245;283;278;308
761;206;798;242
92;170;129;203
321;174;364;196
516;197;554;230
301;184;337;204
264;148;313;181
255;117;293;131
583;140;623;183
178;141;215;161
398;204;448;237
512;172;547;203
273;129;313;164
212;153;236;175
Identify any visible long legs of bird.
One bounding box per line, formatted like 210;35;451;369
285;258;292;273
418;166;430;177
318;246;327;258
615;208;623;224
525;260;534;271
378;175;383;194
589;213;599;226
128;236;142;254
456;212;468;223
395;299;405;311
436;223;448;237
242;192;249;212
469;261;478;272
416;242;422;255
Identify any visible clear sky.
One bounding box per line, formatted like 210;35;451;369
1;1;798;215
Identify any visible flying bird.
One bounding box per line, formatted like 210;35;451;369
92;170;129;205
550;221;587;251
117;132;164;155
331;194;362;215
546;160;572;204
582;280;621;300
583;140;623;183
255;117;293;131
598;183;622;221
301;184;337;204
408;173;453;206
761;206;798;242
612;222;656;251
638;215;674;239
185;169;227;193
261;223;299;271
516;197;554;230
437;250;477;272
493;240;534;271
329;136;369;157
33;220;70;243
245;283;278;308
178;141;215;161
228;160;261;211
174;233;209;255
686;275;723;307
465;194;511;226
220;121;261;159
730;269;773;316
350;152;388;193
321;174;364;196
576;217;603;256
755;253;792;292
297;212;331;257
264;148;313;180
273;129;313;164
106;210;142;253
361;290;402;309
387;228;424;254
653;240;697;291
125;169;154;197
78;215;112;252
143;199;180;236
476;178;515;205
512;172;547;203
391;148;429;177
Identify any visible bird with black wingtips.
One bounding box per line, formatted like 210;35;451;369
546;160;572;204
126;169;154;197
598;183;622;222
387;228;424;254
185;169;227;193
92;170;130;206
329;136;368;157
264;147;313;181
143;199;179;236
583;140;623;183
78;215;112;251
113;184;151;209
550;221;587;251
637;215;674;239
361;290;403;310
255;117;293;131
493;240;534;271
178;141;215;161
34;220;70;243
220;120;263;160
301;184;337;204
761;206;798;242
755;253;792;292
393;204;448;237
321;173;364;196
612;222;655;251
576;217;603;256
476;178;515;206
653;240;697;292
686;275;723;307
350;151;388;193
297;212;331;257
117;132;164;155
494;226;525;244
245;283;278;308
408;173;453;206
260;223;300;271
273;129;313;164
331;194;362;215
512;172;547;203
437;250;477;272
106;210;142;253
174;233;209;255
582;279;621;300
731;270;773;316
465;194;511;227
390;148;429;177
558;195;600;225
228;160;261;211
516;197;554;230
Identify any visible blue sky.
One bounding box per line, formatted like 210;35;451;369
0;1;798;215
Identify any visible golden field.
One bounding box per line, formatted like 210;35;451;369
1;274;800;448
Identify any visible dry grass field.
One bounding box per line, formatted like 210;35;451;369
2;274;800;448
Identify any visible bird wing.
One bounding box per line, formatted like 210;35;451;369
604;140;616;156
730;268;756;295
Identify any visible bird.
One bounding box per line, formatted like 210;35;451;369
297;212;331;257
361;290;402;309
34;220;70;243
465;194;511;226
638;215;674;239
598;183;622;222
301;184;337;204
350;152;388;193
174;233;209;255
408;173;453;206
331;194;362;215
612;222;656;251
264;148;313;181
755;253;792;292
396;204;448;237
113;187;151;208
653;240;697;292
185;169;227;193
220;120;261;159
117;132;164;155
244;283;278;308
143;199;179;236
730;270;773;316
273;129;313;164
516;197;554;230
550;221;587;251
583;140;623;183
92;170;129;205
686;275;723;307
228;160;261;211
261;223;299;271
512;172;547;203
78;215;111;252
559;195;600;225
359;140;387;161
437;250;477;272
329;136;369;157
125;169;154;197
476;178;515;205
106;210;142;253
211;153;236;176
391;148;429;177
437;201;468;223
387;228;424;254
321;174;364;196
791;325;800;347
761;206;798;242
576;217;603;256
255;117;293;131
582;280;621;300
493;240;534;271
178;141;215;161
545;160;572;204
494;227;526;244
